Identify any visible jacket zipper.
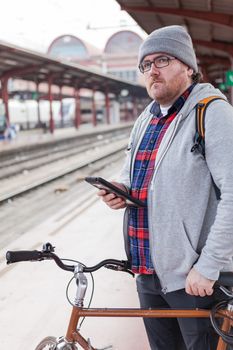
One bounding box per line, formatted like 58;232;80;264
148;113;183;293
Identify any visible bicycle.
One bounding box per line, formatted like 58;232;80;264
6;242;233;350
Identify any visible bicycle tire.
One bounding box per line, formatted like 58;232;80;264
34;336;57;350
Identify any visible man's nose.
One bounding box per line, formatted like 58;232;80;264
149;62;160;75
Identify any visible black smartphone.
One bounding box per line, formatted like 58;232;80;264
85;176;146;208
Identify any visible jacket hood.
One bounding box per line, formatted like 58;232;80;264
178;83;227;121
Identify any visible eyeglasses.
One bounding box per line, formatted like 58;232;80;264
139;56;176;73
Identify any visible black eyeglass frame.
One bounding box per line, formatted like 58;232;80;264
138;56;176;73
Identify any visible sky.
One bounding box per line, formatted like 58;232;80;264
0;0;147;53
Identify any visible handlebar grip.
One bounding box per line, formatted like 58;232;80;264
6;250;43;264
217;272;233;287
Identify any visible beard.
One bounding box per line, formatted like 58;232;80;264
147;79;169;104
146;74;190;105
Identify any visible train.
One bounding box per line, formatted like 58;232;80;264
0;96;107;132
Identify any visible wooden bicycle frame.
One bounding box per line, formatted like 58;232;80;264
65;305;231;350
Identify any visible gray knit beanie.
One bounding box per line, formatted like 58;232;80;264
138;25;198;73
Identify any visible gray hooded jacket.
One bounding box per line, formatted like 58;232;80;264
120;83;233;293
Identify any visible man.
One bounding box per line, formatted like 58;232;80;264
98;25;233;350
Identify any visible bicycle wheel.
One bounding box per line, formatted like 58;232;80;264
34;336;57;350
210;300;233;348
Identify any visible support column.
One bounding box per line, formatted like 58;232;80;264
48;75;54;133
74;87;81;129
132;97;138;120
1;77;10;126
92;89;97;127
124;100;129;121
59;86;64;127
36;82;41;127
105;88;110;124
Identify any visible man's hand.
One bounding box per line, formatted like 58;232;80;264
185;268;215;297
97;181;127;210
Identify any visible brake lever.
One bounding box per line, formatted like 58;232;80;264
217;285;233;298
125;269;135;278
105;264;135;277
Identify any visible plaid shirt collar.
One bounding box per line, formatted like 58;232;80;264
150;83;196;117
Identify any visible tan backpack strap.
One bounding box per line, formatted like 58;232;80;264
192;96;226;200
192;96;225;156
196;96;224;139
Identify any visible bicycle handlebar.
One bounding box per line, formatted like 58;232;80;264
6;243;133;275
215;272;233;288
5;243;233;285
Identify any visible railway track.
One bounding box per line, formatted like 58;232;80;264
0;127;129;248
0;137;127;203
0;148;125;249
0;125;131;179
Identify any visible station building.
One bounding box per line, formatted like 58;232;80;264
47;30;144;85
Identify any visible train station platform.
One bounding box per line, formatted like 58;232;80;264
0;193;149;350
0;122;133;154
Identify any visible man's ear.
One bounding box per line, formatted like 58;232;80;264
187;67;194;77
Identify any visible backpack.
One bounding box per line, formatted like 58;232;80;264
191;96;226;199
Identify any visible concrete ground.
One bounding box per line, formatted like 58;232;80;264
0;194;150;349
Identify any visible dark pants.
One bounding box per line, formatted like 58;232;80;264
136;274;220;350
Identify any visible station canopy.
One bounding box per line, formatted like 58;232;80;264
116;0;233;85
0;39;147;98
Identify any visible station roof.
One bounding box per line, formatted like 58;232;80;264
0;39;147;98
116;0;233;84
